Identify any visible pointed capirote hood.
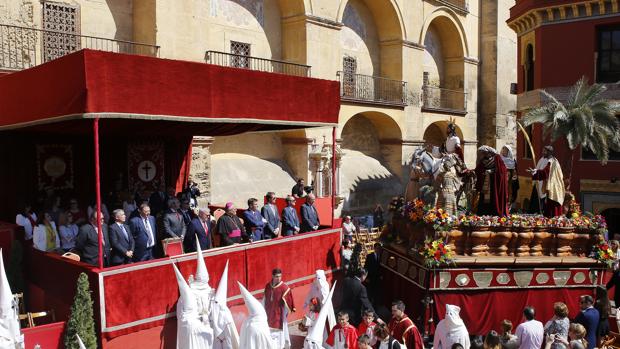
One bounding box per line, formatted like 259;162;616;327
306;281;337;344
76;334;86;349
214;260;229;304
173;263;197;311
194;237;209;285
237;282;266;319
0;248;13;316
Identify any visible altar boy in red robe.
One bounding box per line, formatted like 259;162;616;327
388;300;424;349
327;311;359;349
264;268;296;330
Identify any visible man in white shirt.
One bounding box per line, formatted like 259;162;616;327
515;307;544;349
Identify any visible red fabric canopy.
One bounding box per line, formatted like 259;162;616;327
0;49;340;133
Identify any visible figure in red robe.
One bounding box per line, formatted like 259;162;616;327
527;145;565;217
388;300;424;349
326;312;359;349
474;145;509;216
264;268;295;330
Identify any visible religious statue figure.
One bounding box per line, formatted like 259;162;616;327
474;146;509;216
444;122;464;161
408;142;440;205
435;153;466;216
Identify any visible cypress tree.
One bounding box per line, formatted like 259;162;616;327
64;273;97;349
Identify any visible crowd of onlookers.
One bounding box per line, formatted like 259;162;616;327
14;179;325;267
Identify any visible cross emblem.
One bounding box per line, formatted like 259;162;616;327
137;160;157;182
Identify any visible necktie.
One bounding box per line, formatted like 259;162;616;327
145;218;153;247
176;212;181;222
202;220;208;234
120;224;128;240
271;204;276;217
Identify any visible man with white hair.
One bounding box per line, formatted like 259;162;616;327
184;208;213;253
433;304;471;349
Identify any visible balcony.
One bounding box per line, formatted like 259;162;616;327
0;24;159;71
337;71;408;106
427;0;468;13
205;51;311;78
421;85;467;114
516;83;620;111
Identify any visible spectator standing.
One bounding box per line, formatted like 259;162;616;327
162;198;186;239
544;302;570;349
179;199;194;228
515;307;544;349
281;196;300;236
184;208;213;252
264;268;295;348
122;192;137;219
300;194;320;233
292;178;305;198
216;203;247;246
58;212;79;252
373;204;384;228
357;310;377;346
595;286;611;344
109;209;135;266
549;324;588;349
261;192;280;239
67;198;86;226
342;216;356;242
326;311;358;349
387;300;424;349
574;295;599;349
16;203;37;241
374;323;402;349
340;269;374;326
500;320;519;349
149;183;168;217
33;212;60;252
244;198;266;241
87;201;110;225
485;331;501;349
75;211;111;266
434;304;471;349
129;204;156;262
341;240;353;272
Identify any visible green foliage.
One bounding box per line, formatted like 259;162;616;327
6;241;24;293
64;273;97;349
522;76;620;164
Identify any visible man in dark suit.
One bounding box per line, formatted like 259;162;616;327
244;198;266;241
179;199;194;227
76;211;111;267
184;208;212;252
109;209;135;266
281;195;300;236
575;295;600;349
129;203;157;262
300;194;320;233
338;269;374;326
261;192;280;239
149;183;168;217
162;198;186;239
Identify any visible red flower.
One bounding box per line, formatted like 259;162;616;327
434;250;441;260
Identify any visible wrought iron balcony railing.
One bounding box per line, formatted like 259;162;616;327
421;85;467;114
431;0;468;13
337;71;407;106
0;23;159;71
205;51;311;78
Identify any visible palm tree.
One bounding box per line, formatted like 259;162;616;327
521;76;620;184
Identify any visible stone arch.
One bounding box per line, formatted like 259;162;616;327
423;120;464;148
419;9;469;57
340;111;404;214
277;0;310;17
420;10;467;92
336;0;406;41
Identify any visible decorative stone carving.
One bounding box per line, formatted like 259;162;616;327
190;136;214;207
514;271;533;287
473;272;493;288
536;272;549;284
573;272;586;284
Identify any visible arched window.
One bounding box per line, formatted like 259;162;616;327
525;44;535;91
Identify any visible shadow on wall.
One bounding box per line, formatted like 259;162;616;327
340;149;402;216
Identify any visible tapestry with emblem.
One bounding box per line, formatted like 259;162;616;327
128;141;165;192
36;144;74;190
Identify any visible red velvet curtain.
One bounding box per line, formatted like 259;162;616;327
165;137;192;194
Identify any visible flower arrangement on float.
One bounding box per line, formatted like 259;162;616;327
422;207;455;232
418;237;455;268
404;198;426;223
590;239;615;268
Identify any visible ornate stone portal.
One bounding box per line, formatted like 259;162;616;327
308;137;343;203
190;136;214;207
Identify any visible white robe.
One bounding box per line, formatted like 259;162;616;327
210;300;239;349
239;314;274;349
433;305;470;349
176;297;214;349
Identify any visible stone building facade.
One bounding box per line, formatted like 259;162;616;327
0;0;517;215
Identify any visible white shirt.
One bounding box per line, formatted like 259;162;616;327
15;213;37;240
515;320;544;349
342;222;355;236
446;136;461;153
33;222;60;252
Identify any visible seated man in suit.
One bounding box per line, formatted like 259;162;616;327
261;192;280;239
162;198;186;239
281;196;300;236
300;194;320;233
184;207;213;252
244;198;266;241
75;211;111;267
109;209;135;266
129;203;157;262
